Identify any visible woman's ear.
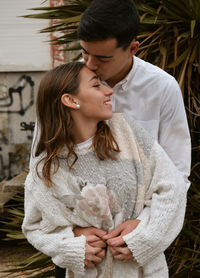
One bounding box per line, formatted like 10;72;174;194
61;94;79;110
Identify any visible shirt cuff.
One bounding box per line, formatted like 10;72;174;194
137;206;150;221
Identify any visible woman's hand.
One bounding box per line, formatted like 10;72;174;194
74;221;140;266
85;235;106;268
109;245;134;262
73;226;107;248
102;219;140;262
102;219;140;246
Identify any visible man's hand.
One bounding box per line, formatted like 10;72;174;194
73;227;107;268
85;235;105;268
102;219;140;247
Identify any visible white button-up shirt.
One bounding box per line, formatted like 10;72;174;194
106;56;191;189
105;56;191;220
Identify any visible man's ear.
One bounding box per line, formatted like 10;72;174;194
61;94;78;109
129;40;139;56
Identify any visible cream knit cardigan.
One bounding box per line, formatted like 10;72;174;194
22;113;187;278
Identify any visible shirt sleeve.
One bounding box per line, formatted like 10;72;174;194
158;78;191;189
22;173;86;276
123;141;187;266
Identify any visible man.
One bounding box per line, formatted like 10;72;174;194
72;0;190;269
51;0;190;276
77;0;190;186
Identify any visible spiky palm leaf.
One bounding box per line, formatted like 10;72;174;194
0;193;53;277
135;0;200;140
23;0;91;51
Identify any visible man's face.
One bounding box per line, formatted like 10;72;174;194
80;38;138;87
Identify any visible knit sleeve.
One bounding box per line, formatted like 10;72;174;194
22;172;86;276
123;141;187;266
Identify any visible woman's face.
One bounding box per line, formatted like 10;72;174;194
76;66;114;122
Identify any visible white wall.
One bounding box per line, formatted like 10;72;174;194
0;0;52;180
0;0;51;71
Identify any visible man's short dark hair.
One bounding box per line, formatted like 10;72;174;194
77;0;140;50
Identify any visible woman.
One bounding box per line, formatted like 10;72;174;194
22;62;186;278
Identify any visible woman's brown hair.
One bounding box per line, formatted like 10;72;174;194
35;62;120;187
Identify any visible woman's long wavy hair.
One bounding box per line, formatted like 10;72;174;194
35;62;120;187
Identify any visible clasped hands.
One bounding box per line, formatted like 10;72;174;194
73;219;140;268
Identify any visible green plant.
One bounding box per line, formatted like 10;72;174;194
23;0;91;54
0;193;53;277
135;0;200;141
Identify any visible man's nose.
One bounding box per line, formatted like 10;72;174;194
86;55;98;71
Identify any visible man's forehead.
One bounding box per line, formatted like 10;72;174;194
80;39;118;56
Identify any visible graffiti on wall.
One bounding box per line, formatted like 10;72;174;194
20;121;35;140
0;74;36;181
0;75;34;115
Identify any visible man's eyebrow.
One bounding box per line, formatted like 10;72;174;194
81;46;113;59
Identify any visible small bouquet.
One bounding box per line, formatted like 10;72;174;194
58;174;121;231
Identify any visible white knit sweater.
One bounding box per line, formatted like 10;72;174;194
22;113;187;278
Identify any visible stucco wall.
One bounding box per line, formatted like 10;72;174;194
0;0;53;182
0;0;75;186
0;71;46;181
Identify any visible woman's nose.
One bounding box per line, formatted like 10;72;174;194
103;84;113;96
108;88;114;96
